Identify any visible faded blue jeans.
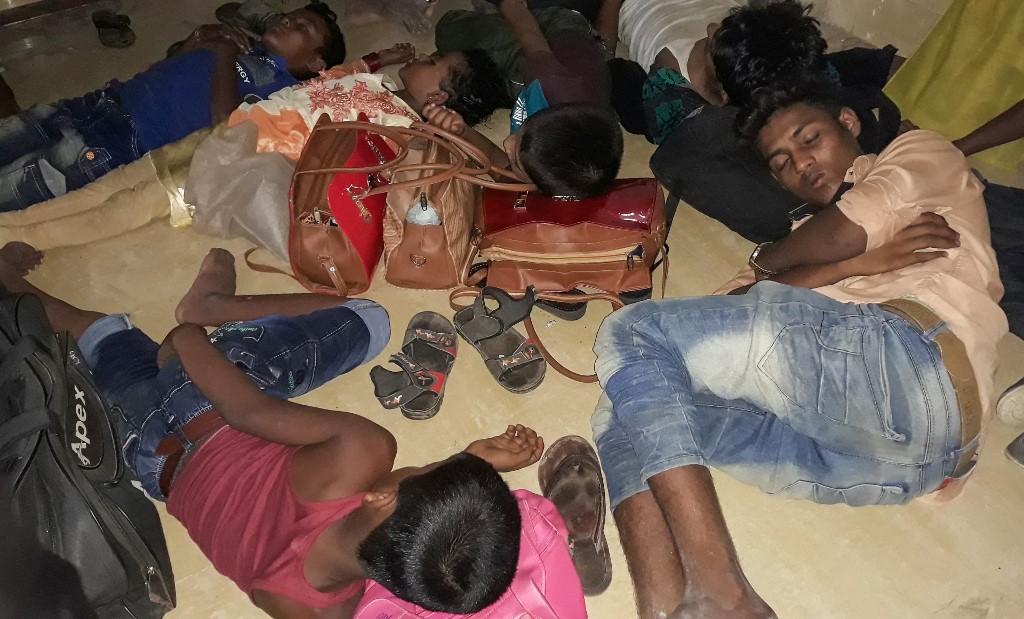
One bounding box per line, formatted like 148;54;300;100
592;282;968;510
77;300;390;500
0;89;141;211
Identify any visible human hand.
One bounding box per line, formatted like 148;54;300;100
377;43;416;66
192;24;253;53
845;212;959;277
897;119;919;135
465;424;544;472
421;103;467;136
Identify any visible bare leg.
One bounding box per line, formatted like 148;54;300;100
0;243;104;339
175;249;352;326
647;466;774;619
614;491;687;619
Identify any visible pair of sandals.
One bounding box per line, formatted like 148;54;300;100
370;287;547;420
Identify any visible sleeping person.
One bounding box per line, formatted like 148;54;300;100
0;4;344;213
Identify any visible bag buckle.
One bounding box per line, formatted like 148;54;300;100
513;192;529;209
626;245;645;270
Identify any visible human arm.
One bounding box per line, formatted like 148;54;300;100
358;42;416;73
733;212;960;293
594;0;623;54
752;204;868;274
421;103;513;173
464;424;544;472
498;0;551;55
952;98;1024;157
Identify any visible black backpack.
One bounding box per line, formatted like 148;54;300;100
0;289;175;618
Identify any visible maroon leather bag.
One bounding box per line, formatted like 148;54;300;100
451;179;668;383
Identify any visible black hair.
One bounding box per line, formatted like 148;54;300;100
442;49;511;126
735;81;845;146
519;103;624;198
712;0;827;107
357;453;521;614
303;1;346;74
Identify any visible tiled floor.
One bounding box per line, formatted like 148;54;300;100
4;1;1024;617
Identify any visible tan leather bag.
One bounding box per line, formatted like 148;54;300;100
382;125;533;289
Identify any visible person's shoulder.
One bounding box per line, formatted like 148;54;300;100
862;129;972;194
876;129;966;168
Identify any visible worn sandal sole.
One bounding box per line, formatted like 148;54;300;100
538;435;612;595
454;306;545;394
371;312;457;420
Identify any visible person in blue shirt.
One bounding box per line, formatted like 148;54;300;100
0;3;345;213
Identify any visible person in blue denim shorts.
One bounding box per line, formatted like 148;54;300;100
594;85;1006;619
0;3;345;213
0;246;546;617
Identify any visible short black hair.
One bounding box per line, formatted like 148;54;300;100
519;103;623;198
357;453;521;614
735;81;845;146
712;0;827;107
305;1;346;71
442;49;511;126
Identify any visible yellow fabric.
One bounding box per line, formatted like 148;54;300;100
884;0;1024;171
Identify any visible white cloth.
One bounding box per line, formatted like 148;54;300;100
619;0;741;78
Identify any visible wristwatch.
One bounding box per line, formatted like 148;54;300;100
748;242;777;279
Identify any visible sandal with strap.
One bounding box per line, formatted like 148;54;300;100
454;286;546;393
370;312;457;420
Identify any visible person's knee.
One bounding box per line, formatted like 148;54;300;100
343;299;391;363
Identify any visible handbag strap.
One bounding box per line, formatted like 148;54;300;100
448;285;624;384
244;247;348;296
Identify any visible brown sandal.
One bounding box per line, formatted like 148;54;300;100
538;435;612;595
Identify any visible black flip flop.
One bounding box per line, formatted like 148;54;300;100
466;262;587;321
92;10;135;49
370;312;457;420
454;286;546;393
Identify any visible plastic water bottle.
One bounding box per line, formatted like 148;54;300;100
405;192;442;225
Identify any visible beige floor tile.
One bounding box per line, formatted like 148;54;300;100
4;1;1024;617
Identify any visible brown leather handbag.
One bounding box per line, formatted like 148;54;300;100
257;116;530;295
450;178;668;383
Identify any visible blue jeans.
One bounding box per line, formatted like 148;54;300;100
77;300;390;501
592;282;967;510
984;181;1024;340
0;89;141;212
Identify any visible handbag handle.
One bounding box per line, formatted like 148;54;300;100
295;118;536;198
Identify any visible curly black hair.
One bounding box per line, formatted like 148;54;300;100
442;49;512;126
735;80;844;146
304;1;346;71
712;0;828;107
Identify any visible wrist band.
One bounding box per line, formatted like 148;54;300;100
362;52;382;73
748;242;777;279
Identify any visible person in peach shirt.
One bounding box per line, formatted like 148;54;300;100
592;84;1005;619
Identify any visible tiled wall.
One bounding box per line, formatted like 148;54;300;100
811;0;954;56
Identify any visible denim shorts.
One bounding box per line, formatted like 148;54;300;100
0;89;141;211
592;282;967;510
78;300;390;501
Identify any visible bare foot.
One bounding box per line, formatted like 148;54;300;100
0;241;43;280
175;249;237;325
670;591;776;619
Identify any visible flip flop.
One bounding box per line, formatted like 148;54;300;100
91;10;135;49
370;312;457;420
538;435;612;596
453;287;546;393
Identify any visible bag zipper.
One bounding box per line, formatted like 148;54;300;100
480;244;646;264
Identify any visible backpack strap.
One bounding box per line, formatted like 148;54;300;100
0;408;49;453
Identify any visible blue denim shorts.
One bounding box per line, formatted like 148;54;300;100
593;282;967;510
0;89;141;211
78;300;390;500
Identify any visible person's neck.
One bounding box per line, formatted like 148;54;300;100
305;512;370;590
